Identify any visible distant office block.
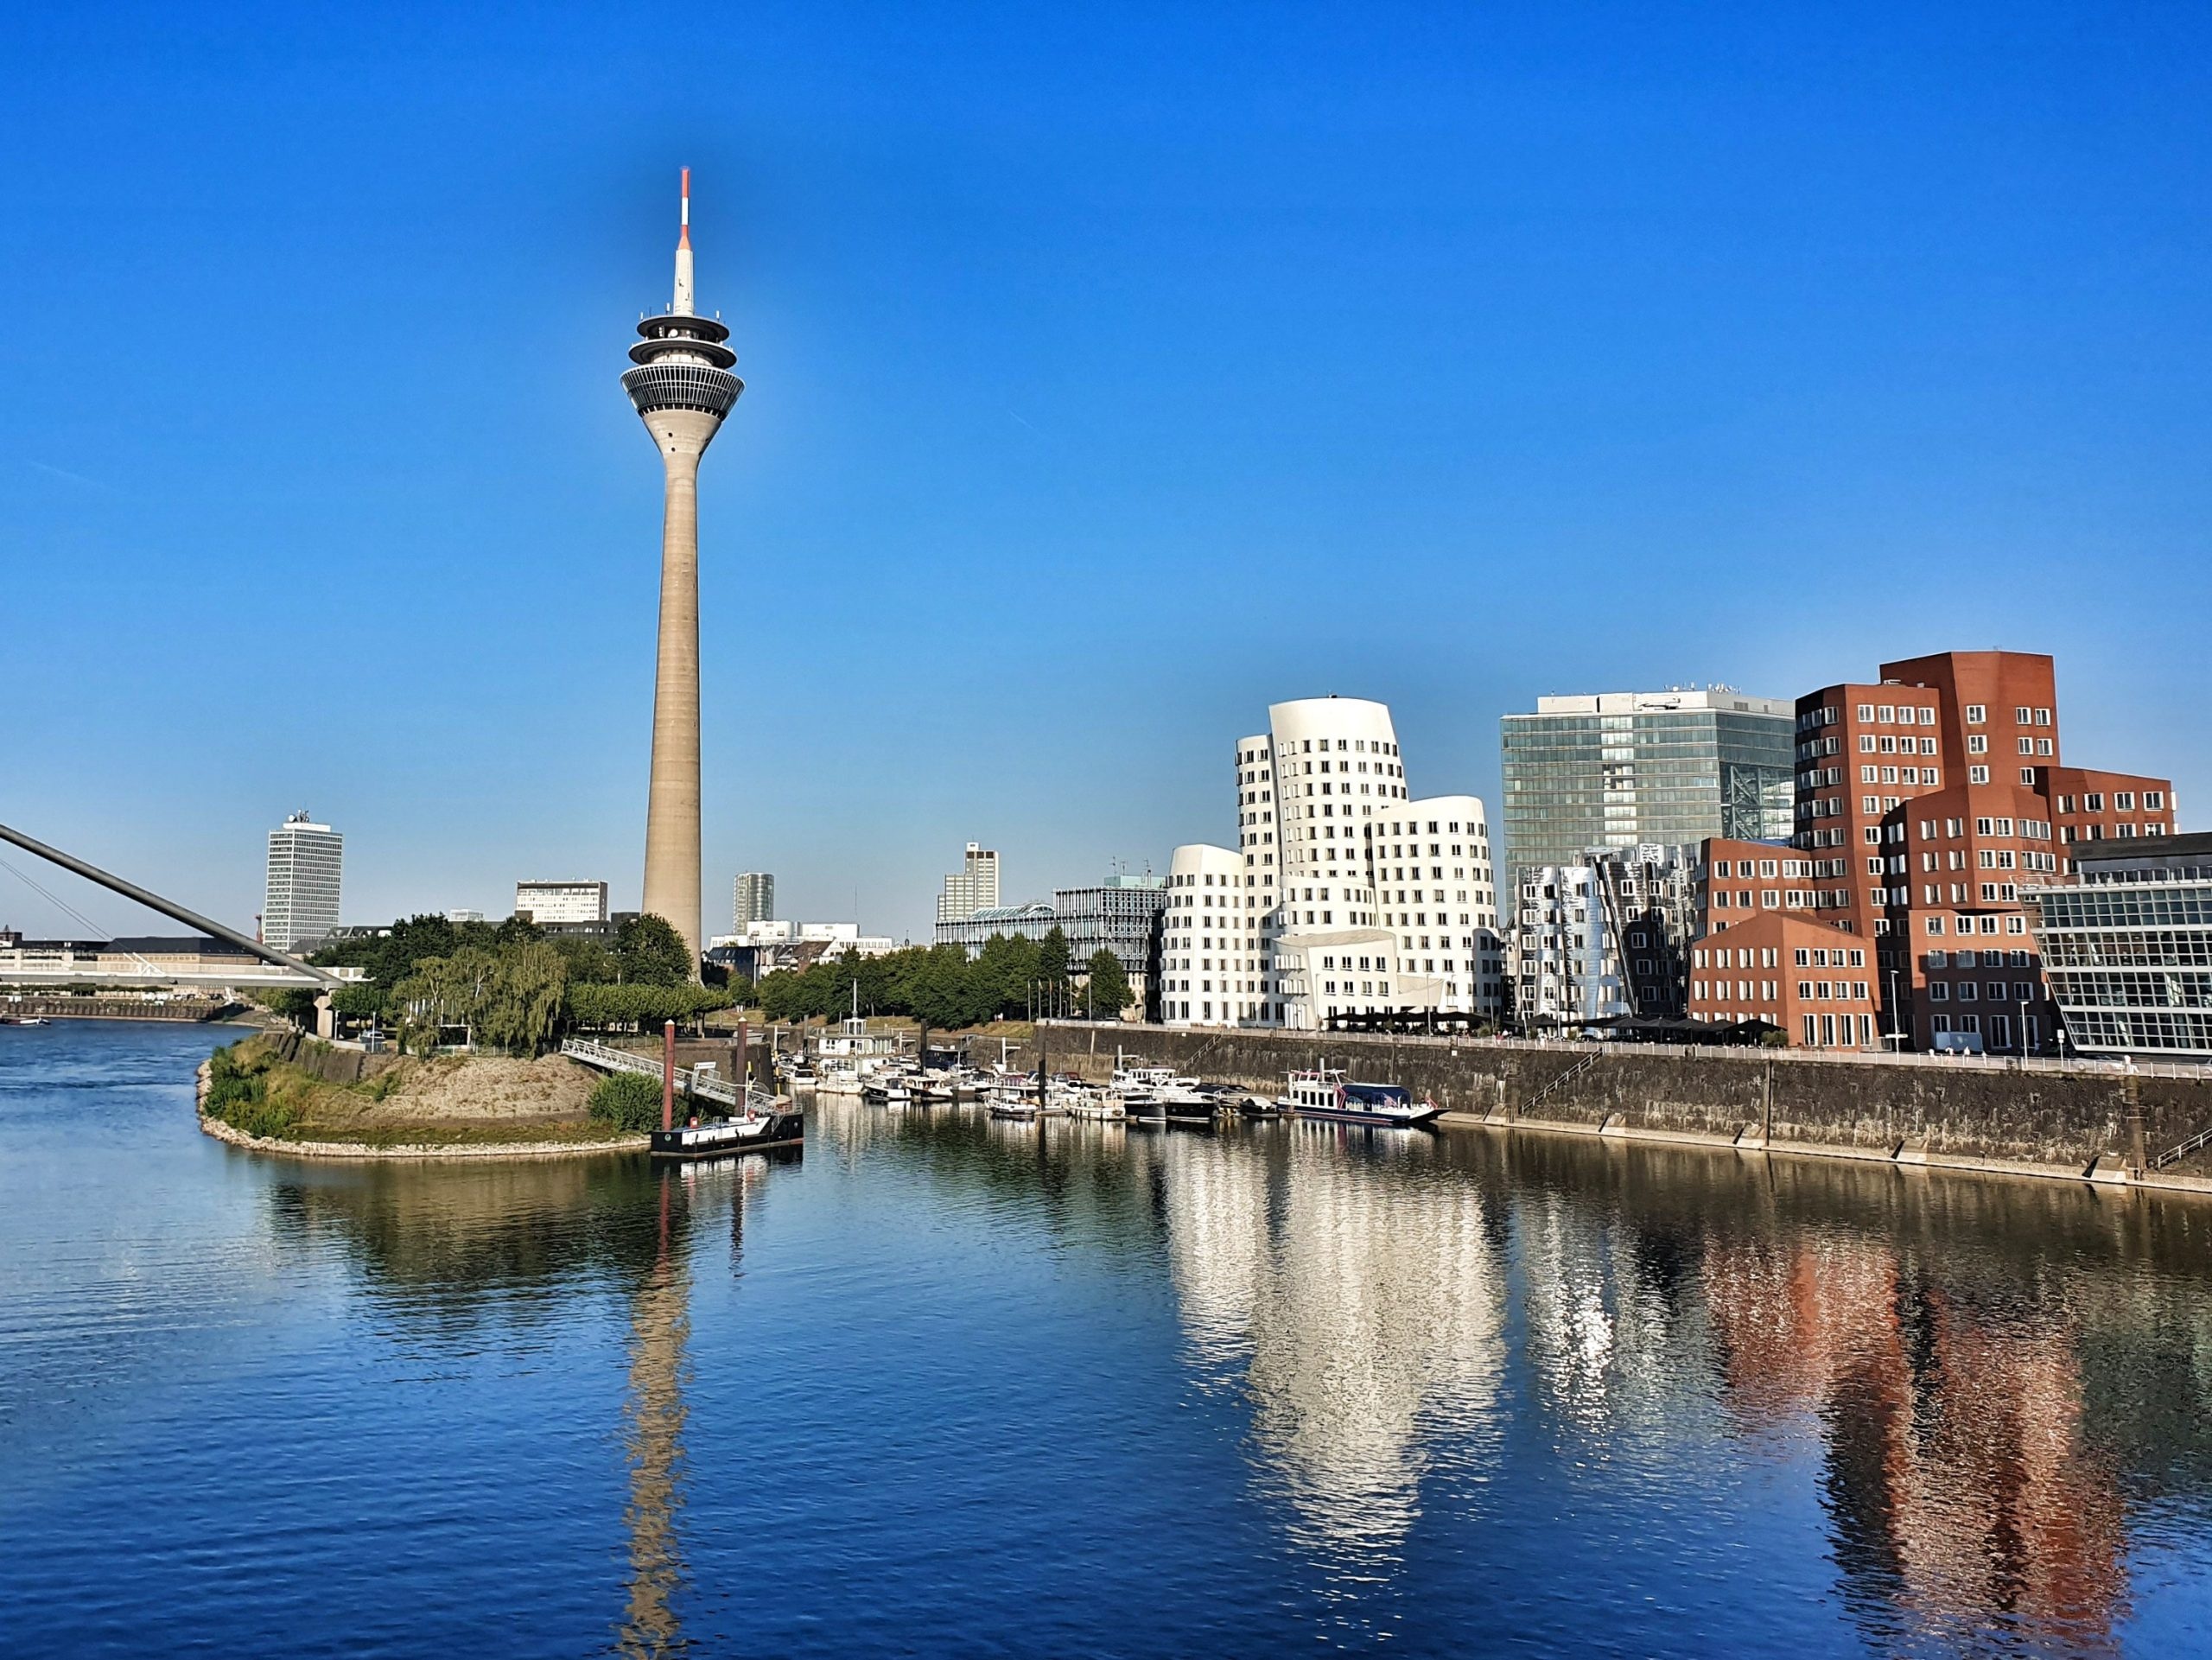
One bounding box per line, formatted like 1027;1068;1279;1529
514;880;609;925
937;843;1001;925
264;811;343;954
734;872;776;928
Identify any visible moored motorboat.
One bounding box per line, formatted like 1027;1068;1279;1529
650;1109;805;1160
1278;1067;1439;1128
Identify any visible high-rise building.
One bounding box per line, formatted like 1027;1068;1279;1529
515;881;609;925
1500;689;1794;887
733;872;775;928
623;168;743;974
937;843;1001;924
1790;650;2174;1054
1164;696;1502;1029
263;811;342;955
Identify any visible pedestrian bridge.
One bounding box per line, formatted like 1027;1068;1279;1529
560;1037;783;1116
0;819;339;992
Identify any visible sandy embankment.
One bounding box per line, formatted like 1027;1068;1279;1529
196;1048;649;1161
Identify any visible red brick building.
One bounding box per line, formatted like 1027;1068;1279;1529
1687;909;1880;1049
1790;652;2172;1054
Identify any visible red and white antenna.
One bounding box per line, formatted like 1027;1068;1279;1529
672;167;696;314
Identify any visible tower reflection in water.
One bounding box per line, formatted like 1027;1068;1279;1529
617;1171;690;1659
617;1155;779;1660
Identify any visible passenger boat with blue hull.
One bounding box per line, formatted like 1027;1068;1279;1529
1278;1068;1439;1129
650;1108;806;1160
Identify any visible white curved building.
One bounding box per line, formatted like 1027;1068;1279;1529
1370;794;1504;1020
1166;696;1501;1028
1160;843;1256;1026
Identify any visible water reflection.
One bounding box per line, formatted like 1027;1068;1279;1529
1163;1126;1510;1572
1704;1234;2127;1653
619;1172;690;1660
234;1094;2212;1656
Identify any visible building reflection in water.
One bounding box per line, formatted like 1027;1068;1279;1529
1702;1234;2128;1655
1160;1128;1510;1570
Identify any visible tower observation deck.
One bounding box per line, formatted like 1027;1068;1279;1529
626;169;742;973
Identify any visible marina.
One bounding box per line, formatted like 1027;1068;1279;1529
9;1020;2212;1657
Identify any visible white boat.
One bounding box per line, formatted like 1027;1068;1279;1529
1277;1067;1439;1128
815;1060;863;1095
1063;1087;1126;1122
1112;1064;1213;1123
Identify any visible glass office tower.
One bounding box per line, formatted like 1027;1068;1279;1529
1500;689;1794;887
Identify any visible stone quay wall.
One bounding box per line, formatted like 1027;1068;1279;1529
996;1022;2212;1192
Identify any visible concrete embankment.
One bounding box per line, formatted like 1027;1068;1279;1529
1001;1022;2212;1195
8;995;242;1022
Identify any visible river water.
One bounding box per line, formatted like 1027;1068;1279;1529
6;1021;2212;1657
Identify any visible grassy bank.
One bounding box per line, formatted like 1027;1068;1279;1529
200;1035;639;1152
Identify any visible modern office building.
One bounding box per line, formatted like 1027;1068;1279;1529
933;875;1167;1009
263;811;343;955
936;843;1001;925
514;881;609;925
2026;830;2212;1060
624;169;744;972
733;872;776;928
1508;845;1694;1030
1792;651;2174;1053
1164;696;1502;1029
1500;689;1794;887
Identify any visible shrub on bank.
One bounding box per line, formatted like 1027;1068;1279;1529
588;1071;665;1133
203;1040;300;1139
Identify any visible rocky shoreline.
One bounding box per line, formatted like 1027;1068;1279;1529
194;1058;648;1162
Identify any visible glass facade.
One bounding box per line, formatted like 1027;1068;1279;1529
2030;850;2212;1058
1500;696;1793;887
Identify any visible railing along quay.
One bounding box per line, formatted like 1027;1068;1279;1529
1054;1023;2209;1083
560;1037;781;1114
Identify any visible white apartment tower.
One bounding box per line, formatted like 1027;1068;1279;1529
264;811;343;954
1164;696;1503;1029
937;843;1001;925
733;871;775;928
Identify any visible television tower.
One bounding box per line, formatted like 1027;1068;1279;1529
622;169;743;972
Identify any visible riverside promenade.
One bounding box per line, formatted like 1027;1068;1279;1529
1014;1021;2212;1193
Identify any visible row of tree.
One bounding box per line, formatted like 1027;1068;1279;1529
291;913;745;1054
311;913;706;999
753;928;1132;1028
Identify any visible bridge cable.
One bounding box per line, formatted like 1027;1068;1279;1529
0;852;161;976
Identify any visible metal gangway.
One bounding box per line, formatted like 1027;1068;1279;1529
560;1038;782;1115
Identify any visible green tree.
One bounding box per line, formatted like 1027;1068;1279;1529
588;1071;664;1133
389;942;569;1056
1083;949;1130;1019
612;913;694;986
1037;925;1071;989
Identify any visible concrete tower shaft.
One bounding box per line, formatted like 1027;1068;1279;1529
623;170;744;971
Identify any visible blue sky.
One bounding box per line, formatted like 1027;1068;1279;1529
4;3;2209;942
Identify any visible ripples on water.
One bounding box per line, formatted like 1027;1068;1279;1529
5;1023;2212;1657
